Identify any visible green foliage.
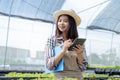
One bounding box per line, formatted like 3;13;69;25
88;65;120;69
5;72;77;80
82;73;108;78
5;72;120;80
5;72;54;77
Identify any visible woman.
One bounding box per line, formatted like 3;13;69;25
45;9;88;80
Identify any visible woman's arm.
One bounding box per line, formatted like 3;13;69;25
72;44;88;71
76;45;88;71
45;36;56;70
54;39;72;67
45;37;72;70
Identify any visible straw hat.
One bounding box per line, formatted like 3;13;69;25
53;9;81;26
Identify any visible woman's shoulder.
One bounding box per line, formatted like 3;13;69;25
47;35;56;40
47;35;57;44
46;35;56;47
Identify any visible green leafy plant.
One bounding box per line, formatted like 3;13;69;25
5;72;77;80
5;71;120;80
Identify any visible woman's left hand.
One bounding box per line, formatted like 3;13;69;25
72;44;83;55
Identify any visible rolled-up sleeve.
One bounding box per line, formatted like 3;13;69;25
45;37;56;70
76;45;88;71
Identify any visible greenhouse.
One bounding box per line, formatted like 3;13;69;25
0;0;120;79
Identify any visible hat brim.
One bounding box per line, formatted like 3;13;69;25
53;10;81;26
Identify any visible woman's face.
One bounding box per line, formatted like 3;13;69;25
57;15;70;33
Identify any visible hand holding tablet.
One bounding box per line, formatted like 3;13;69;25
68;38;86;51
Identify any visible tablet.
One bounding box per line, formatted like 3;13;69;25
68;38;86;51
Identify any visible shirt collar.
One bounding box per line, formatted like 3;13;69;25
56;35;64;41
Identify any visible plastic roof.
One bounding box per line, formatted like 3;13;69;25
0;0;65;23
0;0;120;34
88;0;120;34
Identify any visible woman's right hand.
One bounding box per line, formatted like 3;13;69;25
62;39;72;51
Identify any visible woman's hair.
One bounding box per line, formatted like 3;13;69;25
55;14;78;40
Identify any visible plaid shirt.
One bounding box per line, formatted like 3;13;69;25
45;36;88;71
